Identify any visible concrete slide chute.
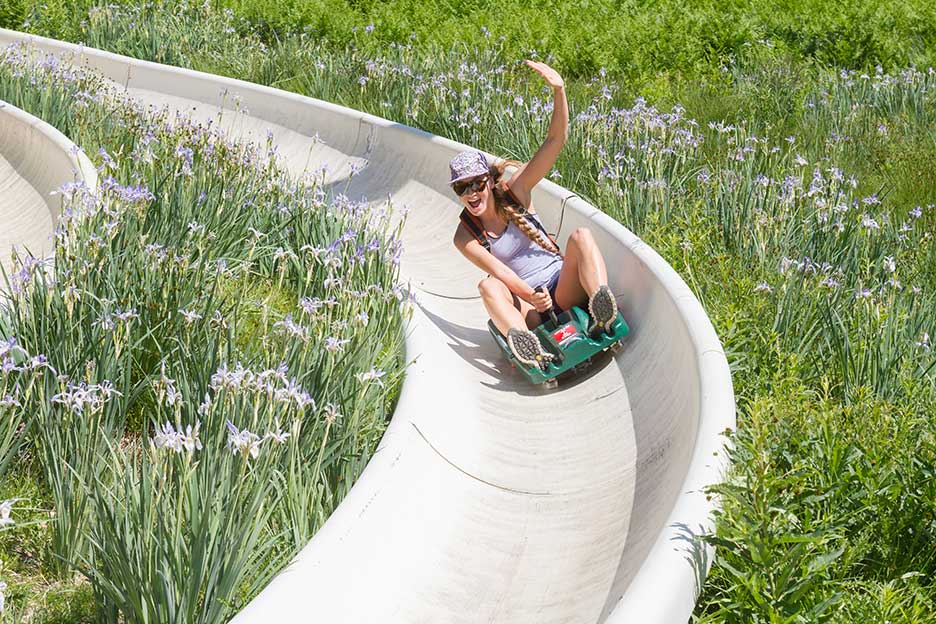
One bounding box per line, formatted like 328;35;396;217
0;29;735;623
0;98;96;273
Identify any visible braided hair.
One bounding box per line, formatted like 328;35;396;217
488;159;560;255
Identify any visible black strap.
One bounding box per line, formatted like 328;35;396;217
460;209;490;251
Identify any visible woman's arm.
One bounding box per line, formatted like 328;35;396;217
507;61;568;197
453;225;536;302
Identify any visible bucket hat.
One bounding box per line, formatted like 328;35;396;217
448;150;490;184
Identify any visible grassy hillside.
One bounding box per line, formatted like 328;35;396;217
5;0;936;83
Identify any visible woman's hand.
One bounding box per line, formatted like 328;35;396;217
524;60;564;90
530;288;554;313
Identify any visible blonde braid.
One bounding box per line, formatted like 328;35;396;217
489;158;560;256
499;203;560;255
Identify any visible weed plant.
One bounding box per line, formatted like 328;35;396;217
1;2;936;622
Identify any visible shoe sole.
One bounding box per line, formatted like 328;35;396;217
588;285;617;337
508;330;553;371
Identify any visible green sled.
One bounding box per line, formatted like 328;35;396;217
488;305;630;387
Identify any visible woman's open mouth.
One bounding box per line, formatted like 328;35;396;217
468;197;482;209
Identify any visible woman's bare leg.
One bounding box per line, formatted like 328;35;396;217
552;227;608;311
479;277;540;335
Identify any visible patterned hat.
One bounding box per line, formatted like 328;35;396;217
448;150;490;184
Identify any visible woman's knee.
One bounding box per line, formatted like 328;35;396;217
478;276;508;300
569;227;595;248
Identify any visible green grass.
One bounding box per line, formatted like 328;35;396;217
9;0;936;84
1;2;936;622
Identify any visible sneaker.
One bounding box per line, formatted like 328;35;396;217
587;285;617;338
507;327;555;371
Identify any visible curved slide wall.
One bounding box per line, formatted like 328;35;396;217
0;98;96;273
0;30;735;623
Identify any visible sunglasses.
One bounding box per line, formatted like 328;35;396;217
452;175;490;197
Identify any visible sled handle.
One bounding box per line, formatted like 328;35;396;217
535;286;559;326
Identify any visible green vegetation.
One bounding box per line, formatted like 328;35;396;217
6;0;936;84
1;1;935;622
0;39;407;622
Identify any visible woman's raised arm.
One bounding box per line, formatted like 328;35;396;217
507;60;569;197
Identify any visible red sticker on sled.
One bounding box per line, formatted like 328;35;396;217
552;324;578;344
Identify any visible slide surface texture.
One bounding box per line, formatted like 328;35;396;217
0;30;735;624
0;97;96;272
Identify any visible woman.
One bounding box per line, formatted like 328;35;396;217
450;60;617;372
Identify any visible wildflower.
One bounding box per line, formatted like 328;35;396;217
226;420;262;459
165;384;183;407
883;256;896;273
94;313;116;331
185;390;207;416
210;310;228;330
0;337;24;360
0;395;19;409
753;282;773;294
353;311;369;326
324;336;350;353
180;422;202;452
299;297;325;315
114;308;139;323
179;308;203;325
265;425;290;444
97;147;117;171
1;359;16;376
153;422;180;452
273;247;293;264
300;245;327;260
855;288;873;299
0;499;15;526
27;354;52;372
273;314;310;342
52;381;120;415
152;421;201;453
916;333;931;352
323;403;341;425
0;579;6;611
910;205;923;219
861;215;880;230
356;368;387;387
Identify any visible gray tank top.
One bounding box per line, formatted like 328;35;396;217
488;212;563;288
